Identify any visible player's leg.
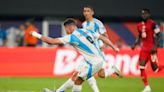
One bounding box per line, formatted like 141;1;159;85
97;66;122;78
56;61;86;92
139;51;151;92
56;72;78;92
86;60;108;92
77;61;99;92
150;52;164;73
87;77;99;92
72;77;84;92
140;60;151;92
72;61;92;92
150;53;159;72
139;59;149;87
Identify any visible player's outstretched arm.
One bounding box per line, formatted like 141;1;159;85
31;31;63;45
99;35;119;52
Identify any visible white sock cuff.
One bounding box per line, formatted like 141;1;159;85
72;85;82;92
87;77;96;83
31;31;42;39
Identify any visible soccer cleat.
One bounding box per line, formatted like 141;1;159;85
142;85;151;92
44;88;55;92
112;66;123;78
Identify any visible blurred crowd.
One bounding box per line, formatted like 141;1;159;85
0;19;38;47
0;19;163;48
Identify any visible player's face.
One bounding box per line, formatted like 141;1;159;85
83;7;94;20
19;25;26;31
64;25;76;34
141;11;150;20
25;22;31;27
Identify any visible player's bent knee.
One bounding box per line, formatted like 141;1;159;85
87;77;96;85
98;69;105;78
150;62;158;72
139;60;147;69
74;77;84;85
71;72;78;81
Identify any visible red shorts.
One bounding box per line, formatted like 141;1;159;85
139;50;158;63
139;50;151;62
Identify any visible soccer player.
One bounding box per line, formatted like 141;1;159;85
82;5;107;49
32;18;122;92
131;9;161;92
55;5;112;92
82;5;108;92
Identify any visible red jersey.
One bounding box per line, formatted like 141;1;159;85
137;19;155;51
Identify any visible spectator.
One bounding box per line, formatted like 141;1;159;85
6;25;24;47
17;24;26;46
24;19;38;47
0;24;7;47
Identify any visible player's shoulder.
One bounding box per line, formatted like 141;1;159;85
82;21;87;26
137;21;143;27
93;18;103;24
75;28;86;34
148;19;155;23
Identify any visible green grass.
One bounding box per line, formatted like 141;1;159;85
0;77;163;92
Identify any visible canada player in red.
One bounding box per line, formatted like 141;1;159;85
132;9;162;92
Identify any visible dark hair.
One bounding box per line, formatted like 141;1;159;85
142;8;150;14
63;18;77;26
83;5;94;11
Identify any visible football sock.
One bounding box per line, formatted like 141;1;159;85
87;77;99;92
72;85;82;92
140;69;149;86
57;78;74;92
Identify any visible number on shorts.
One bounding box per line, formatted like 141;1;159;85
86;36;94;44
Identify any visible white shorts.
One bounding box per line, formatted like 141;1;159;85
76;60;105;71
77;61;103;80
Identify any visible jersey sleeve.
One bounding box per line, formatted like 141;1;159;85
58;35;71;44
82;22;86;28
152;22;160;34
96;20;106;34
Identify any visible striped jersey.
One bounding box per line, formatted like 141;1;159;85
82;18;106;48
59;28;105;64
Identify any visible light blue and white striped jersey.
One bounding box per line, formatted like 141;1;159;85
59;28;105;64
82;18;106;48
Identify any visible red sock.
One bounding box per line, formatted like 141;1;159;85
140;69;148;86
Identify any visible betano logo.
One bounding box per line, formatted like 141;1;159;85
53;49;140;76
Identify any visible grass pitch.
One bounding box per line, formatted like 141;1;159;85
0;77;163;92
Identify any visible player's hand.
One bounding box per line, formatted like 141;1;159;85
131;45;135;50
114;47;120;53
31;31;42;39
31;31;37;36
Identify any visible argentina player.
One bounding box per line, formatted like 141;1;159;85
53;6;117;92
32;18;122;92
